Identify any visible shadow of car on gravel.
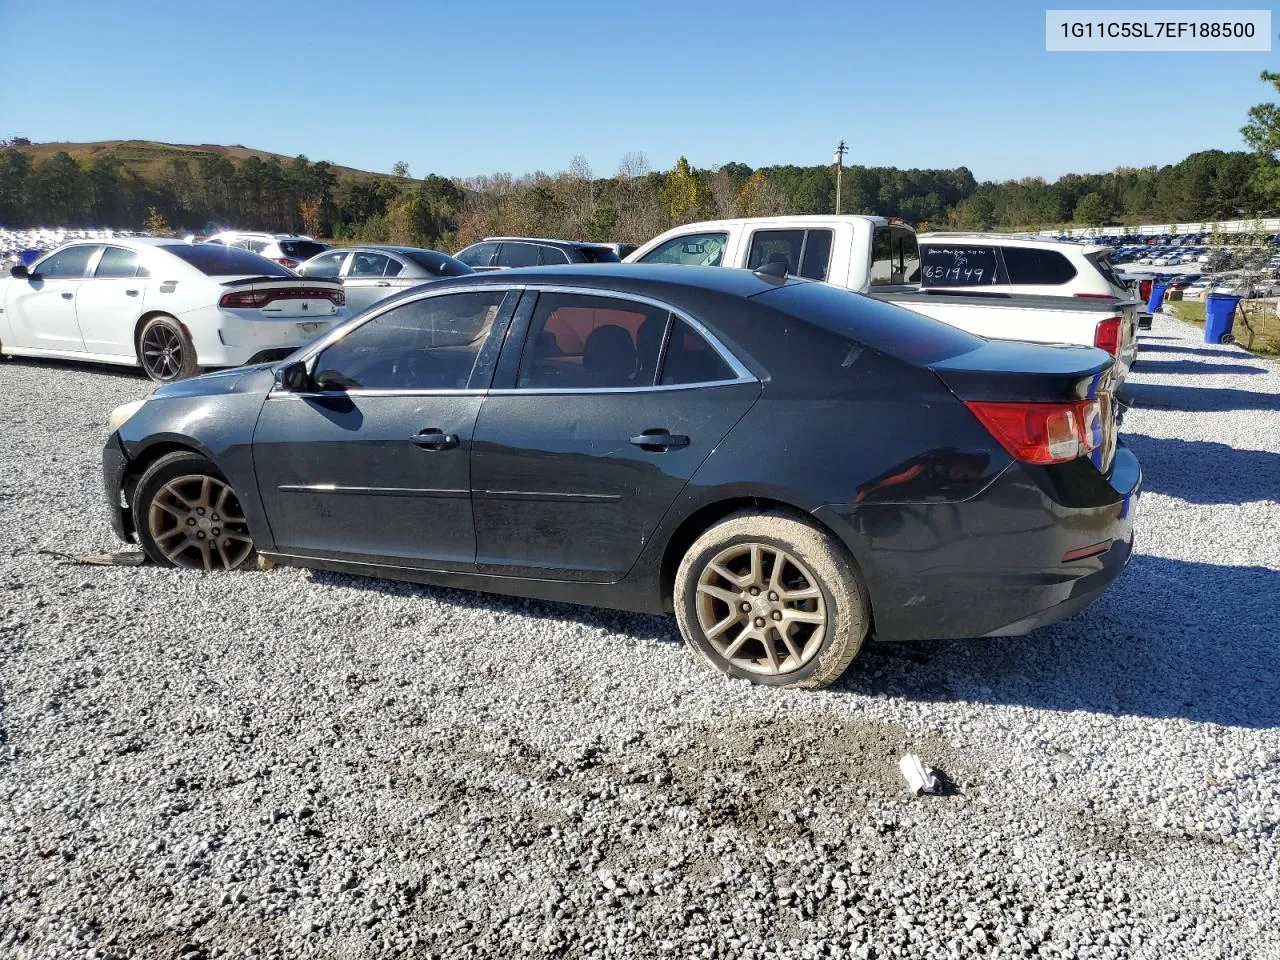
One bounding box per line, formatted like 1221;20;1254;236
1131;358;1269;376
1139;343;1260;360
844;554;1280;730
1;355;152;382
1123;434;1280;504
1127;381;1280;413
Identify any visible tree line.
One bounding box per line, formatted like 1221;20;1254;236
1;71;1276;250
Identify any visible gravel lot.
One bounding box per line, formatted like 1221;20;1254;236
2;313;1278;960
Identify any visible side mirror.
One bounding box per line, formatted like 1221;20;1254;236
277;360;314;393
9;264;28;279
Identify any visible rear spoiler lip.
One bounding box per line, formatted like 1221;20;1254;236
928;346;1114;405
219;276;342;288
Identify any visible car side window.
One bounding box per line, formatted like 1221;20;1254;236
299;251;347;278
921;245;1003;286
1000;247;1078;285
659;318;739;386
95;246;140;278
455;242;498;268
517;293;668;389
313;290;508;392
349;252;391;278
36;245;100;279
539;246;569;265
384;258;405;278
496;243;540;268
638;232;728;266
747;230;804;274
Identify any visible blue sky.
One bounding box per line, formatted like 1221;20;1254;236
0;0;1274;183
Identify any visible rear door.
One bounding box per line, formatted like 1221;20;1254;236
77;245;147;357
470;289;760;582
7;244;101;351
252;287;516;569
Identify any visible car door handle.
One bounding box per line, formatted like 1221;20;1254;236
125;289;139;296
410;428;459;450
375;281;391;287
630;428;690;452
61;291;74;299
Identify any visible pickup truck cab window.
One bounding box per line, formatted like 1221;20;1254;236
637;232;728;266
870;226;920;286
746;229;833;281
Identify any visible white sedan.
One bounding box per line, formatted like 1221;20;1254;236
0;238;350;381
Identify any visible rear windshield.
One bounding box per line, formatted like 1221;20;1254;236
404;249;475;277
160;244;292;277
756;279;983;365
579;245;622;263
279;240;327;259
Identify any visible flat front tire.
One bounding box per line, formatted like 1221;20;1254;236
674;511;869;689
138;315;200;382
132;451;256;571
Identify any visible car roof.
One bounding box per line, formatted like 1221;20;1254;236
478;237;616;249
921;233;1109;255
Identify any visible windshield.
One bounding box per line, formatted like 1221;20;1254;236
279;240;327;260
579;246;622;263
161;244;293;277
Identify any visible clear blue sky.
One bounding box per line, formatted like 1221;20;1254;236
0;0;1274;183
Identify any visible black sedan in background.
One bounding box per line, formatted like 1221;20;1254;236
102;264;1140;689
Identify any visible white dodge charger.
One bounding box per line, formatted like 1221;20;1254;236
0;238;351;381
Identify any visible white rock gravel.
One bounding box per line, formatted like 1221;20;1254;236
1;314;1277;959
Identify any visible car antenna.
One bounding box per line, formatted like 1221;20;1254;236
752;260;789;283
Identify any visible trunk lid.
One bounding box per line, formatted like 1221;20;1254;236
929;340;1118;471
218;276;344;320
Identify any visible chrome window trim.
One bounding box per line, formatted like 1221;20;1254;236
271;281;758;399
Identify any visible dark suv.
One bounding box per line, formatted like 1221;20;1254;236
454;237;621;270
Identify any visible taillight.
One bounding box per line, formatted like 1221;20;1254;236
1093;316;1122;356
219;287;345;309
965;399;1101;465
1138;279;1153;301
272;257;300;268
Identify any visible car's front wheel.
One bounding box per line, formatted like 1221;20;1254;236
674;511;869;689
138;315;200;382
133;451;256;571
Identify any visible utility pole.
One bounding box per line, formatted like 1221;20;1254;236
833;139;848;215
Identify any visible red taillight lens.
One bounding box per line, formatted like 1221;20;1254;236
271;257;300;268
965;400;1101;465
1093;316;1122;356
1138;279;1153;301
219;287;345;309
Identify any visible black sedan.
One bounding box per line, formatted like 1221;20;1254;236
102;264;1141;689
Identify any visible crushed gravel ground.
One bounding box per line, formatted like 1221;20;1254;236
1;313;1278;959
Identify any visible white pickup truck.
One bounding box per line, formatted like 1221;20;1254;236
625;215;1139;381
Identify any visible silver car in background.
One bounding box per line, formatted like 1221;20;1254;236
295;245;474;312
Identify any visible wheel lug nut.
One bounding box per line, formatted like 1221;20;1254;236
212;514;220;521
196;508;205;516
211;527;221;536
196;532;205;539
740;602;751;613
186;518;196;526
772;611;783;621
768;591;779;602
749;587;759;596
754;617;766;628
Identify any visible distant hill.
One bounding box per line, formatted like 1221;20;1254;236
19;139;392;181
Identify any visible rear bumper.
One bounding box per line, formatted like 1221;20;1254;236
102;433;134;543
814;443;1141;643
176;305;349;367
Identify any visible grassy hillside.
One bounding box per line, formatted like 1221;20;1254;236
20;139;390;181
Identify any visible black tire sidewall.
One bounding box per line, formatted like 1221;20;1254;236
676;522;858;688
131;451;254;569
138;315;199;382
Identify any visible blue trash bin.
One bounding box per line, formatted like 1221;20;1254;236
1204;294;1241;344
1146;282;1167;313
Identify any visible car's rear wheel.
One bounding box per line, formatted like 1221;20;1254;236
674;511;869;689
138;315;199;382
133;451;255;571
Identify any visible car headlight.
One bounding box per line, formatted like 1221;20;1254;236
108;399;146;433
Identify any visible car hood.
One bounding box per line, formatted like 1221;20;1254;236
150;363;279;400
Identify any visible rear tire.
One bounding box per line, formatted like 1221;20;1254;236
674;510;869;689
138;315;200;382
132;451;256;572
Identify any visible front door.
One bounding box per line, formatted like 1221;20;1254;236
77;245;147;356
252;287;515;570
471;290;760;582
7;244;101;351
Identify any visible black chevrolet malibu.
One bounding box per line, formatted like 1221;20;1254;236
102;264;1140;689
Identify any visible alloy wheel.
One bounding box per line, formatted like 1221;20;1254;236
694;542;828;676
146;474;254;571
141;324;185;381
